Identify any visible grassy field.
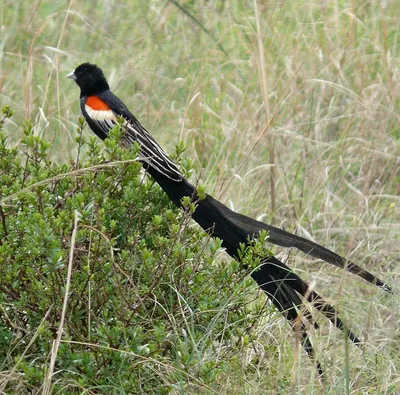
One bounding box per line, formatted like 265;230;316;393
1;0;399;393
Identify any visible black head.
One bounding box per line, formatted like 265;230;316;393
67;63;109;96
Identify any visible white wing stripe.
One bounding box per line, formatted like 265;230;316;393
85;105;117;121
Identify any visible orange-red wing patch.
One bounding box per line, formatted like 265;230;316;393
86;96;111;111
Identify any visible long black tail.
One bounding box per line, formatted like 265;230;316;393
95;113;392;373
146;169;390;372
201;192;392;293
150;171;391;293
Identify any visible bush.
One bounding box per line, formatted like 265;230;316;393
0;108;267;393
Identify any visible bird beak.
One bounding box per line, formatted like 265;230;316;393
66;70;76;80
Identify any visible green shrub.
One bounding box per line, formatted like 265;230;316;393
0;108;268;393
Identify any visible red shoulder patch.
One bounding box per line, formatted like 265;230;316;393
86;96;111;111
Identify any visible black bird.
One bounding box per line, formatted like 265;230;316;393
68;63;392;374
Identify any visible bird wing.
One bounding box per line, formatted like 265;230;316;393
96;90;183;182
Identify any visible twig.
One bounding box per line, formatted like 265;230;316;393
42;210;80;395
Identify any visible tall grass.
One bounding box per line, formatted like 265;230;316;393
1;0;399;392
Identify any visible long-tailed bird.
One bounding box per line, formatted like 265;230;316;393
68;63;392;375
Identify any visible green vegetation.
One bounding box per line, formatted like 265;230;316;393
0;114;271;393
1;0;399;393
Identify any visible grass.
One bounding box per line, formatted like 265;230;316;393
1;0;399;393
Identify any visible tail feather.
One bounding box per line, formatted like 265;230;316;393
203;194;392;293
252;256;362;374
149;172;384;372
251;256;323;375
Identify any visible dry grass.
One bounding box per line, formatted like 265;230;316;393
0;0;399;393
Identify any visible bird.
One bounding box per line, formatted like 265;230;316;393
68;62;392;375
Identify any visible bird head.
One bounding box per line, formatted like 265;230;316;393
67;63;109;96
